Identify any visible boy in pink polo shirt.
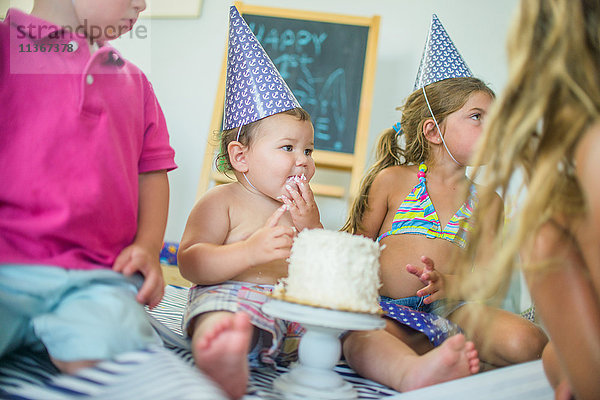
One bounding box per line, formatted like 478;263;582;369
0;0;176;374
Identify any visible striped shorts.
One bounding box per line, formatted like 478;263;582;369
182;281;304;367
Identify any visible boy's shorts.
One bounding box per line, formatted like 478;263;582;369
0;265;161;362
183;281;304;367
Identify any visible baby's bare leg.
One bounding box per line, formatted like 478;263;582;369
190;311;254;399
343;320;479;392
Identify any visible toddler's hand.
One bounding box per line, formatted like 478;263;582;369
245;204;296;266
113;244;164;308
406;256;445;304
280;175;322;231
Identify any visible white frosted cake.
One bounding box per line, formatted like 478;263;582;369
274;229;382;314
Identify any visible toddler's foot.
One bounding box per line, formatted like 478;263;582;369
398;333;479;392
193;312;253;399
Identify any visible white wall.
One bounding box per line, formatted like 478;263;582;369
112;0;520;242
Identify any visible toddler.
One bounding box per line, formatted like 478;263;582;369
178;7;322;399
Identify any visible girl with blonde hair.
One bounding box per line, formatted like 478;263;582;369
341;74;547;392
458;1;600;399
341;14;547;392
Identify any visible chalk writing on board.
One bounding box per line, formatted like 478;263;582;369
245;15;368;154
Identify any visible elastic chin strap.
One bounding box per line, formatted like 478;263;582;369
236;125;258;191
243;172;257;191
422;87;462;167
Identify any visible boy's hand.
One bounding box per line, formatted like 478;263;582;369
113;244;164;308
245;204;296;266
406;256;446;304
280;175;323;231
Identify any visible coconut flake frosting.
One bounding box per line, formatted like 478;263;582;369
274;229;382;313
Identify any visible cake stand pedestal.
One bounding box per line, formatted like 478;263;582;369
262;299;385;399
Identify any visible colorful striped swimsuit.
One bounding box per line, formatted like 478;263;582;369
377;163;477;248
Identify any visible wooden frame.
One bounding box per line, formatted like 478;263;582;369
197;2;380;201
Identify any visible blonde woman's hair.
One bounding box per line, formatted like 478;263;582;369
342;77;494;233
215;108;311;173
456;0;600;302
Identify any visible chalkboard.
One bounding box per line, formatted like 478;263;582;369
244;15;368;154
198;3;380;200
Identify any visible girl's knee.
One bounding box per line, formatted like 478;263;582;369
522;323;547;358
503;322;548;362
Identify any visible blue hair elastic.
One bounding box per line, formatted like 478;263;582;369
392;122;402;135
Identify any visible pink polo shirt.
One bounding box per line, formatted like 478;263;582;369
0;9;177;270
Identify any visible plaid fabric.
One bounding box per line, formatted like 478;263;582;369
183;281;303;367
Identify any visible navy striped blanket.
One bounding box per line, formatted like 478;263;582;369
0;285;398;399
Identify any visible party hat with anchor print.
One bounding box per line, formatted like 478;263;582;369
223;6;300;130
413;14;472;91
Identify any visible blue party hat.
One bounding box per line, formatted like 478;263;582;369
223;6;300;130
413;14;472;91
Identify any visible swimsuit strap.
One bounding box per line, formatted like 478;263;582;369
417;163;427;183
413;163;428;203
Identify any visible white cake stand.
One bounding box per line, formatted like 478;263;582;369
262;298;385;399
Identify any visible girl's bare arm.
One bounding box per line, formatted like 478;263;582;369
527;220;600;400
356;168;397;239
